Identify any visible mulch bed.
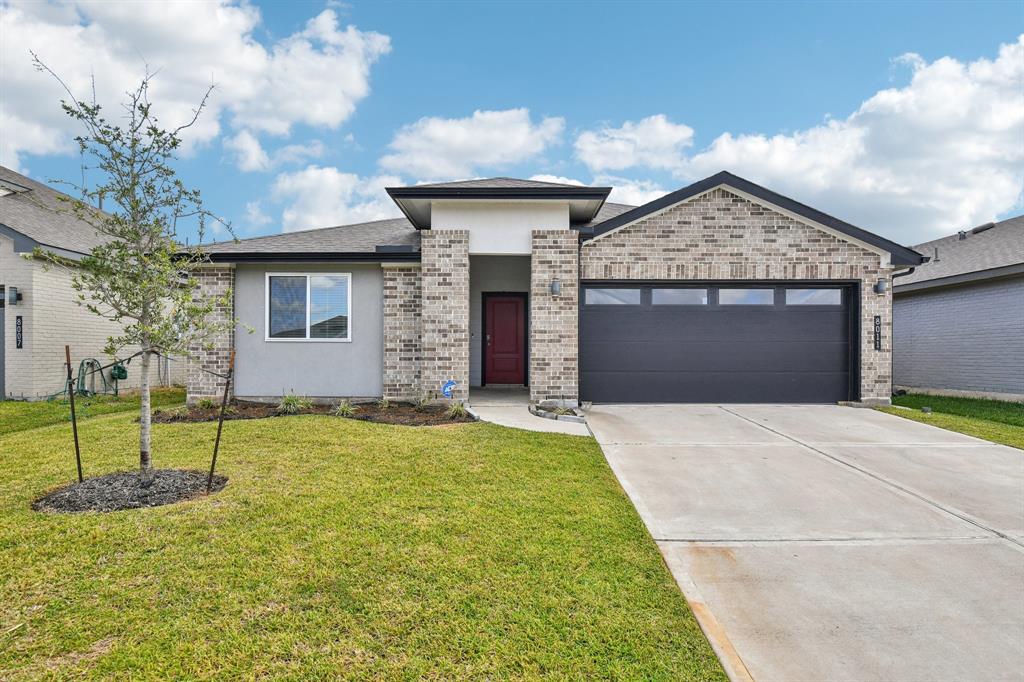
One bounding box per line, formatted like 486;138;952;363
33;469;227;513
152;400;475;426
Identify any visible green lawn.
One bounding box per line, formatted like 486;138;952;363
0;412;724;680
0;387;185;436
880;393;1024;450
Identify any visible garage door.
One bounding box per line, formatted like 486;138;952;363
580;283;856;403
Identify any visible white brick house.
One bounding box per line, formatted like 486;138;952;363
0;166;183;399
190;172;925;406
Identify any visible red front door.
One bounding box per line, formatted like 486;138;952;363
484;295;526;385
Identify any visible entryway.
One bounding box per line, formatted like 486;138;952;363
483;293;526;385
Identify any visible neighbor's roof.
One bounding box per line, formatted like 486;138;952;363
201;200;639;262
894;215;1024;292
0;165;109;257
584;171;926;267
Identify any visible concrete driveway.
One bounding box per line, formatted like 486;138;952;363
587;404;1024;682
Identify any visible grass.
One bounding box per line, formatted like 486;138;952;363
880;393;1024;450
0;387;185;437
0;413;724;680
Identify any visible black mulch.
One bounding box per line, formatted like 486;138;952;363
32;469;227;514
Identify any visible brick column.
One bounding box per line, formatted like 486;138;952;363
382;264;422;401
420;231;469;401
186;265;235;405
860;269;893;402
530;230;579;405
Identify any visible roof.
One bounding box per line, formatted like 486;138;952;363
583;171;926;267
203;217;420;262
0;165;109;257
894;215;1024;293
386;177;612;228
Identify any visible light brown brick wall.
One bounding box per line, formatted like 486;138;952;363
186;266;235;404
580;188;895;401
420;231;469;401
382;264;422;400
530;230;579;404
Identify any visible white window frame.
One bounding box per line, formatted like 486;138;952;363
265;272;352;343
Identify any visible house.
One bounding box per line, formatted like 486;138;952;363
893;216;1024;401
189;171;925;406
0;166;182;399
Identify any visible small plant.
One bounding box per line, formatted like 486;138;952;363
334;399;358;418
377;396;391;410
446;401;468;420
552;406;575;416
196;397;216;410
414;393;434;412
277;393;312;414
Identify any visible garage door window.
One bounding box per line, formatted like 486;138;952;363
785;288;843;306
652;288;708;305
585;288;641;305
719;288;774;305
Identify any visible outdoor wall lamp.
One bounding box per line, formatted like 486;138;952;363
873;279;888;295
549;278;561;296
7;286;21;305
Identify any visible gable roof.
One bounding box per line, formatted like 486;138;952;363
894;215;1024;292
410;177;592;190
203;217;420;262
0;165;110;258
583;171;926;267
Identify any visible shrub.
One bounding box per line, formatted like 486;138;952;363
196;397;216;410
414;393;433;412
377;396;391;410
446;401;468;420
334;399;358;418
277;393;312;414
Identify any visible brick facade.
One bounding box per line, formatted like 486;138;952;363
581;188;895;401
382;264;422;400
530;230;579;405
420;231;469;401
186;266;235;404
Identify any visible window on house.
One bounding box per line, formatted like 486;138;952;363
785;288;843;305
267;273;351;341
652;288;708;305
585;288;641;305
718;288;774;305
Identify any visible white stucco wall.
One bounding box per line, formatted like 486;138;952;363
431;201;569;255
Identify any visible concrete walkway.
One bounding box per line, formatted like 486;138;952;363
467;388;590;436
587;404;1024;682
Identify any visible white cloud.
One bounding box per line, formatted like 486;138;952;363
243;200;273;232
573;37;1024;243
593;175;668;206
379;109;565;180
0;2;389;170
224;131;324;172
528;174;585;186
272;165;403;232
575;114;694;173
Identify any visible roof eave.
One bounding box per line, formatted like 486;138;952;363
205;251;421;264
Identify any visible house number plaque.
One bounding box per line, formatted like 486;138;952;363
873;315;881;351
15;316;23;349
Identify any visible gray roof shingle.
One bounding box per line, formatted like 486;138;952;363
896;215;1024;286
410;177;598;190
203;217;420;254
0;165;109;255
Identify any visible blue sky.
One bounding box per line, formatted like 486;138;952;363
2;1;1022;246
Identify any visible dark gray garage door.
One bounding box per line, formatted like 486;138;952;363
580;283;856;403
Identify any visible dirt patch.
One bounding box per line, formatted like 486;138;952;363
152;400;475;427
33;469;227;513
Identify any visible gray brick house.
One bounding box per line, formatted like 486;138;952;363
190;172;925;406
894;216;1023;401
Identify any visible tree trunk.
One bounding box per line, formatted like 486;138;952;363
139;349;153;486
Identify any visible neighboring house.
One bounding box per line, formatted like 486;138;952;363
0;166;182;399
190;172;924;406
893;216;1024;401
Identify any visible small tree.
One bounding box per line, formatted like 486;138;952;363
33;56;234;485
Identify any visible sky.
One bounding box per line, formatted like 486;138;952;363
1;0;1022;247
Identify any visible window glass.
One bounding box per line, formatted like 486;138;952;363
652;288;708;305
585;288;641;305
786;288;842;305
718;288;774;305
309;275;349;339
268;276;307;338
